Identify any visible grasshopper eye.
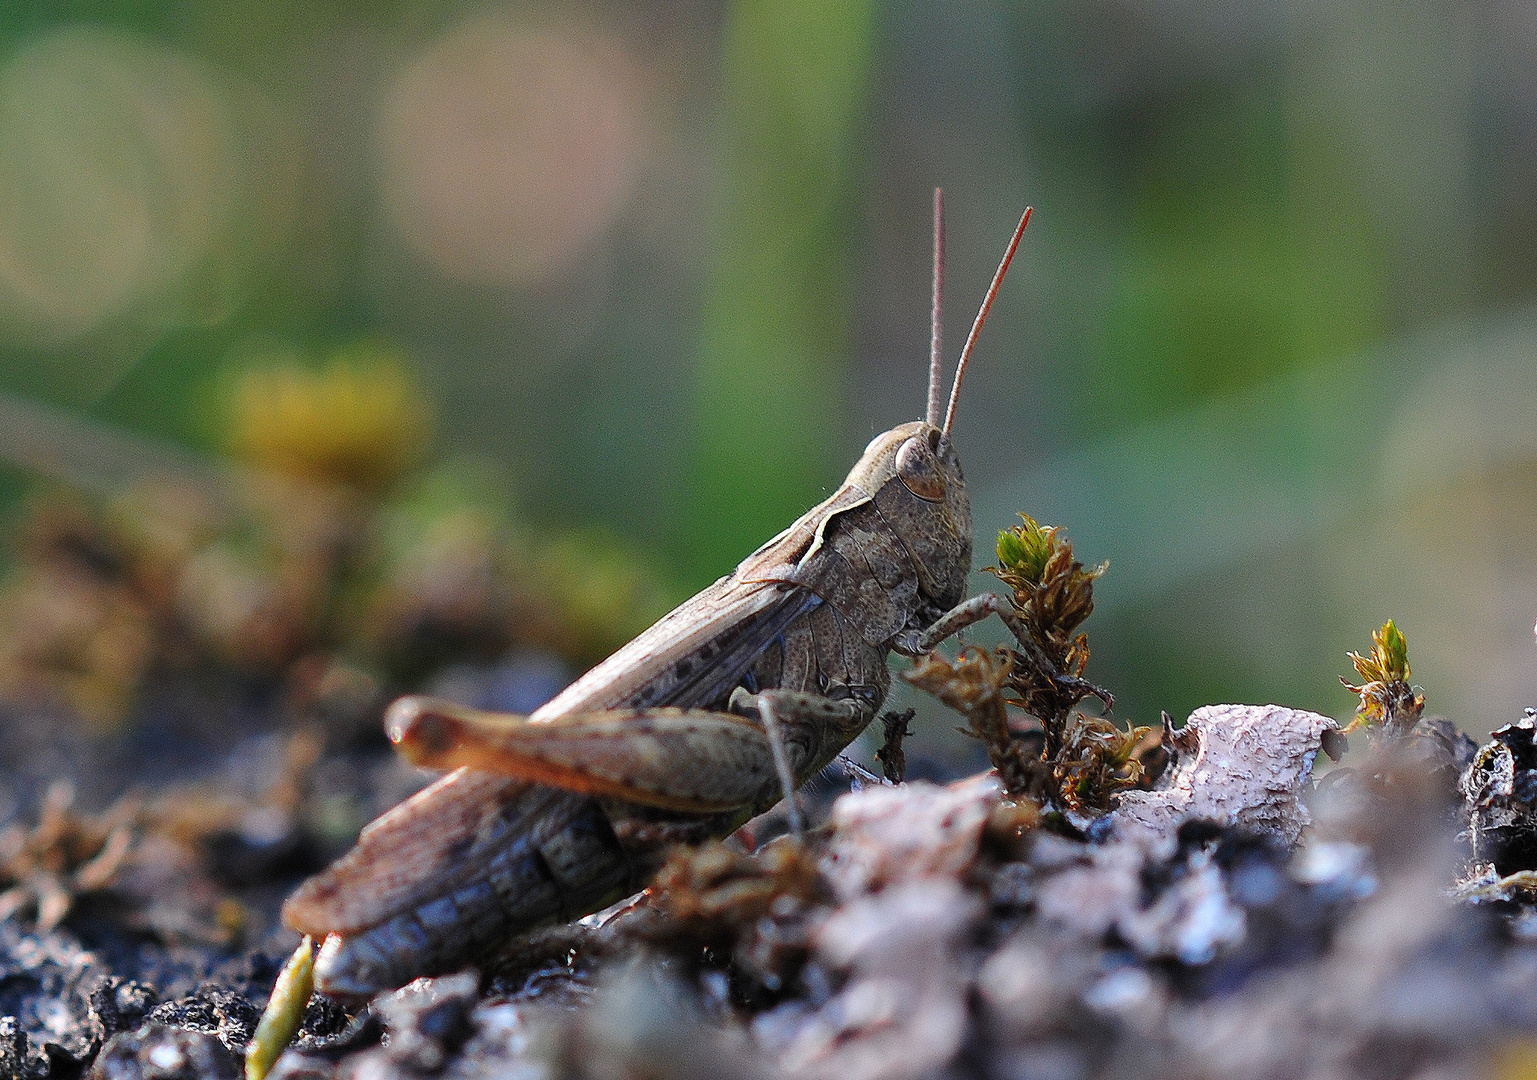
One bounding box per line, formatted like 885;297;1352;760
895;435;946;501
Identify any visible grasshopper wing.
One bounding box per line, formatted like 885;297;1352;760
538;578;819;714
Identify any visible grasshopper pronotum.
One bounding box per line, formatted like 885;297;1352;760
254;195;1033;1058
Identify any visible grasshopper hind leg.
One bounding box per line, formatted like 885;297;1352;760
386;696;792;813
385;692;864;821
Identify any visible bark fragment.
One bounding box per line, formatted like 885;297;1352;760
1111;704;1341;850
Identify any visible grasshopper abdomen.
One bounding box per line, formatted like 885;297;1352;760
305;781;640;995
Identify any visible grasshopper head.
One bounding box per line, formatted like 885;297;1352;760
840;196;1032;612
847;420;972;609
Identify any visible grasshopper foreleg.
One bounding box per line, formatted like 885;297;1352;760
894;592;1028;656
895;594;1113;710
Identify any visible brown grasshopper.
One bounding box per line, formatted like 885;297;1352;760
278;193;1034;1001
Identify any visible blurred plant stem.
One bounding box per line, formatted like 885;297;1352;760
685;0;876;584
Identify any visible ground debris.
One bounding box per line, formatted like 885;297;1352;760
1462;710;1537;875
1118;846;1246;965
281;971;478;1079
0;779;139;931
762;776;1041;1075
647;838;823;937
760;881;980;1080
145;988;260;1057
1111;703;1340;849
821;777;998;899
619;837;827;1005
1;1015;55;1080
90;1024;242;1080
9;680;1537;1080
557;962;776;1080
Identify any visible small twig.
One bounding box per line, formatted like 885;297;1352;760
874;708;915;783
1051;673;1115;713
836;755;888;790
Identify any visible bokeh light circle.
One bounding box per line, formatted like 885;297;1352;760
0;28;232;344
378;17;648;285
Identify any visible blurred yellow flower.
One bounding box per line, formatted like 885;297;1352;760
225;346;433;493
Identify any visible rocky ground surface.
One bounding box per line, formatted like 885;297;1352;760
6;691;1537;1080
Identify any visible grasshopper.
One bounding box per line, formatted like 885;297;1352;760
277;193;1033;1003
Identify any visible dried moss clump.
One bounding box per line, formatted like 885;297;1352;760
641;839;826;996
988;515;1113;744
1054;712;1157;814
904;648;1038;797
1341;618;1425;735
648;840;822;939
905;515;1148;817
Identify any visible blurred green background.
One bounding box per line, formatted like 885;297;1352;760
0;0;1533;744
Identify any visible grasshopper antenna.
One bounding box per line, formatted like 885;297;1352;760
941;205;1033;440
925;187;946;428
